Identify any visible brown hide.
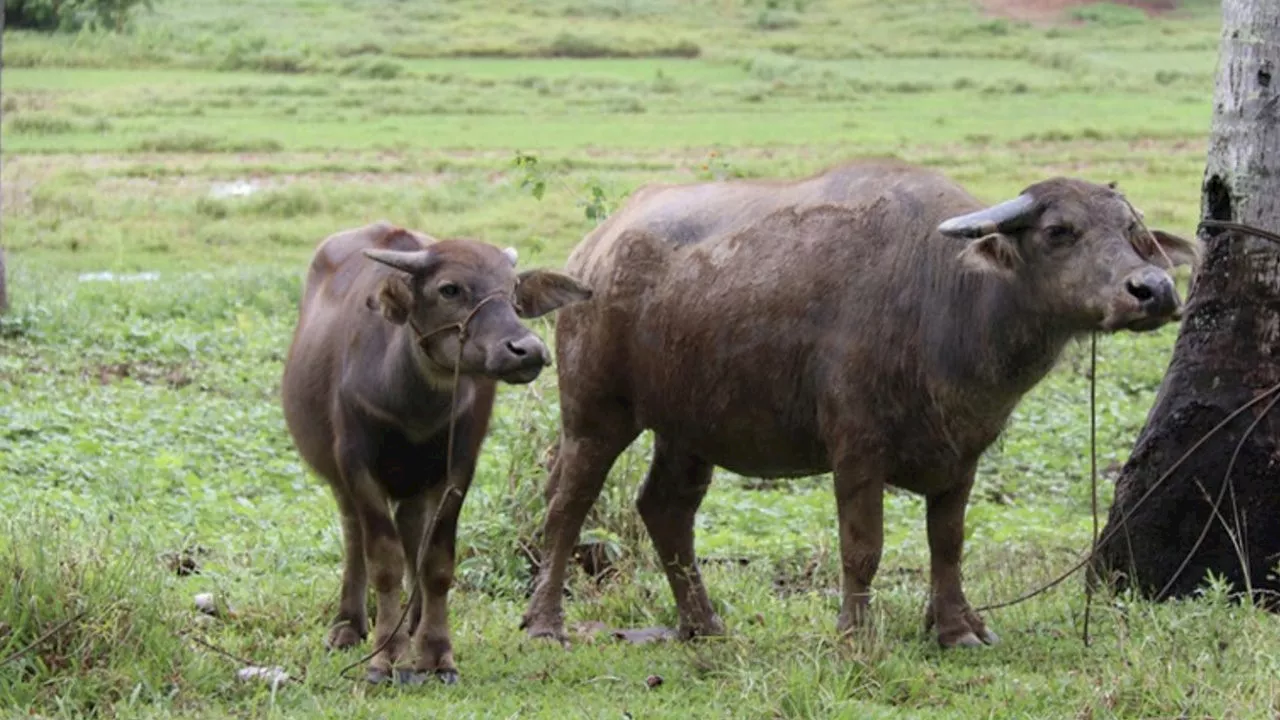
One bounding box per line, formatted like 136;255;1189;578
282;221;589;684
523;160;1198;649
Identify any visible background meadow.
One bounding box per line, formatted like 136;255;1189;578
4;0;1278;717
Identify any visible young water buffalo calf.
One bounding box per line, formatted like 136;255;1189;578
282;222;591;684
522;161;1199;649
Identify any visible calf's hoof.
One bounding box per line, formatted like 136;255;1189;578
326;621;366;651
835;607;874;637
520;615;570;647
366;667;392;685
393;668;459;685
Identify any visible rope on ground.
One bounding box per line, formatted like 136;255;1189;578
0;609;89;669
976;379;1280;614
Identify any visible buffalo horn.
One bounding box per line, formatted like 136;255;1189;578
363;248;435;274
503;246;519;266
936;193;1038;239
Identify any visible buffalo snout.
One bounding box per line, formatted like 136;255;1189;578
487;332;551;383
1110;266;1182;331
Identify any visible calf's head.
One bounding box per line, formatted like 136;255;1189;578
937;178;1200;333
364;240;591;384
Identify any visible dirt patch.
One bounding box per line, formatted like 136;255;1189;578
86;362;193;389
979;0;1177;24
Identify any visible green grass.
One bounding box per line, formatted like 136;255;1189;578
6;0;1278;717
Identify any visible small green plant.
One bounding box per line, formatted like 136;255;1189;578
513;152;617;223
696;150;737;182
514;151;547;201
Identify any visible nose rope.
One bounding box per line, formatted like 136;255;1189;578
407;290;511;357
1118;194;1174;270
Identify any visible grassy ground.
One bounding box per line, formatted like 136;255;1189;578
5;0;1280;717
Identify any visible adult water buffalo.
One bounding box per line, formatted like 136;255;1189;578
282;222;591;683
521;160;1198;648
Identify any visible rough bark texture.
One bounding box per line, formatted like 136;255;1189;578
1095;0;1280;602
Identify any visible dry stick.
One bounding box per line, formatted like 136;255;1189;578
976;380;1280;613
0;609;89;669
183;631;350;693
1082;332;1099;647
1152;389;1280;602
183;632;261;669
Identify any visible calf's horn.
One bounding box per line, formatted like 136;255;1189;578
936;193;1038;239
363;248;435;274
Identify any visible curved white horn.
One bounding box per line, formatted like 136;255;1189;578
363;248;434;274
937;193;1038;239
503;246;519;266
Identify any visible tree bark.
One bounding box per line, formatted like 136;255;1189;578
1094;0;1280;603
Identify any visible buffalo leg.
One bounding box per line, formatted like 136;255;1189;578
393;494;427;645
924;473;998;648
635;436;724;638
523;416;638;643
409;481;469;684
831;453;886;634
340;455;410;683
326;482;369;650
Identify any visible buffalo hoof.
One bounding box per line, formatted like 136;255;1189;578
326;622;365;651
395;669;426;686
436;669;460;685
946;632;985;648
939;626;999;649
366;667;392;685
521;617;570;647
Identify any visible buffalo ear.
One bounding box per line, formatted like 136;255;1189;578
369;275;414;325
514;269;593;319
958;233;1022;277
1148;229;1201;269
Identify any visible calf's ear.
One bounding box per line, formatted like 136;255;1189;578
514;269;593;319
958;233;1022;278
367;275;414;325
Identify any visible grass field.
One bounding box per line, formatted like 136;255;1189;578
5;0;1280;717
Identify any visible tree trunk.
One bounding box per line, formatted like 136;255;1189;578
1094;0;1280;603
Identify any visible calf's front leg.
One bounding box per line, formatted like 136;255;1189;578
404;481;470;685
923;472;999;648
326;484;368;650
340;454;411;683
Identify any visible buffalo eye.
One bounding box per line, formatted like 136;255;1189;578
1044;224;1078;248
438;283;461;299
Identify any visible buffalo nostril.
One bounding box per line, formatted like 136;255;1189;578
1126;280;1155;303
506;340;528;357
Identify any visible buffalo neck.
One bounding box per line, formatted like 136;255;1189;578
926;266;1075;405
368;325;473;434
